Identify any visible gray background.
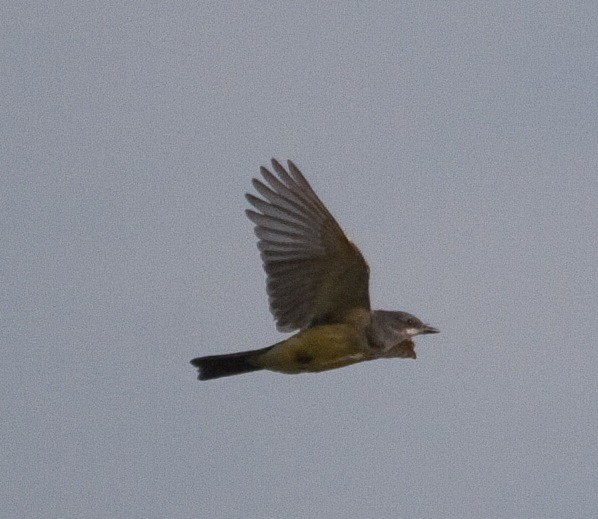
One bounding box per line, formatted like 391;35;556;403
3;2;597;518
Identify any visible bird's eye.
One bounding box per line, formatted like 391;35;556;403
407;318;415;326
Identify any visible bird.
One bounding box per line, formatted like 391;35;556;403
191;159;439;381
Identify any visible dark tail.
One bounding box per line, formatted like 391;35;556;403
190;347;272;381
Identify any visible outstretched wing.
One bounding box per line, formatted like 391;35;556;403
246;159;370;332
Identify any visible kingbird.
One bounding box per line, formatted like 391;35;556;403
191;159;439;380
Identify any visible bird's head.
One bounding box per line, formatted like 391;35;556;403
389;311;439;337
369;310;439;349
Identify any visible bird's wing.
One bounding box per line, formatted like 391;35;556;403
382;339;416;359
246;159;370;332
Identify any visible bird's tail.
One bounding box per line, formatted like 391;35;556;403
190;346;272;381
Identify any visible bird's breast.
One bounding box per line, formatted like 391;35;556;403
256;324;369;374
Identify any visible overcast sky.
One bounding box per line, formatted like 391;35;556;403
3;2;597;518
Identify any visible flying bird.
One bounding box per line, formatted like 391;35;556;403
191;159;439;380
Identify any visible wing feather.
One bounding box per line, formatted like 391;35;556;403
246;159;370;332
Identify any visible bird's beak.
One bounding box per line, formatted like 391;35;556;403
421;325;440;334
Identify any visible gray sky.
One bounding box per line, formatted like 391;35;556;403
3;2;597;518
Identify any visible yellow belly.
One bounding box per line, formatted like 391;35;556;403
256;324;368;374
